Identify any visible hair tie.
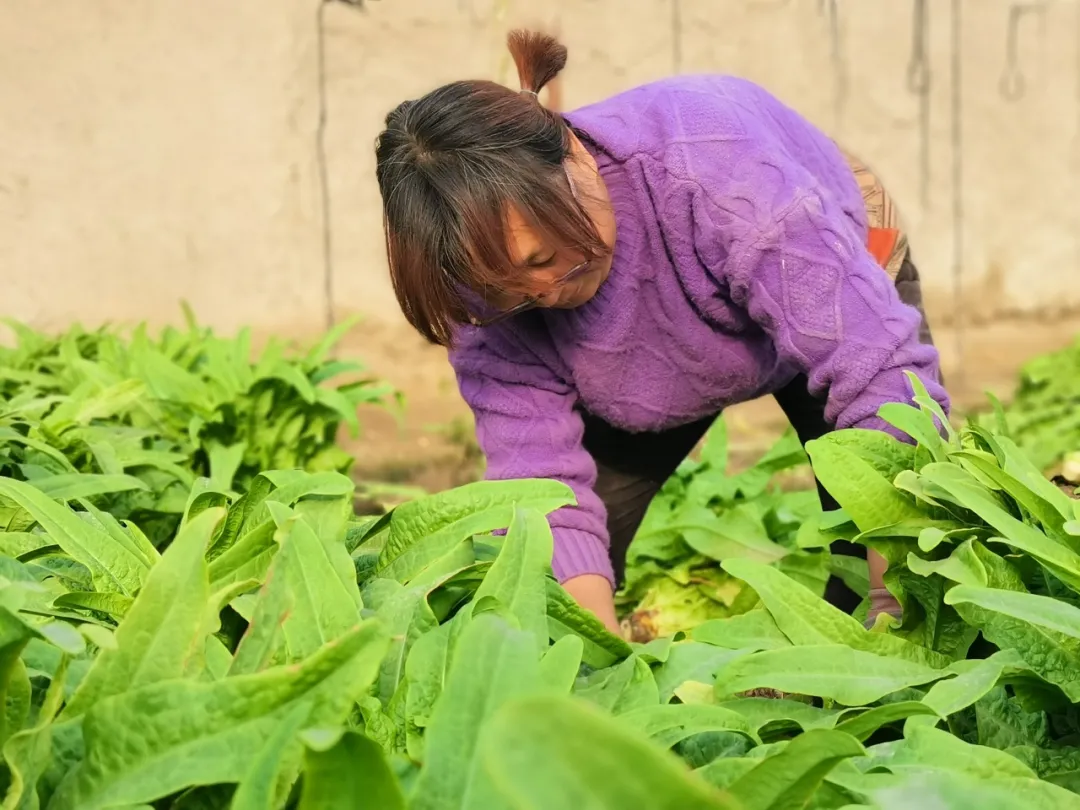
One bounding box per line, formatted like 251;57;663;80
520;89;539;99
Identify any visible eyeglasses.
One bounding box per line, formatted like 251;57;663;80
467;163;593;329
468;257;594;327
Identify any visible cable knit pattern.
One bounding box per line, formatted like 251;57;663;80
449;75;949;588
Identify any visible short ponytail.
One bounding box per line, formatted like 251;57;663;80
506;29;567;95
376;29;607;347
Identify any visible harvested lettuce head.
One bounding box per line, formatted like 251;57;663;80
619;560;749;642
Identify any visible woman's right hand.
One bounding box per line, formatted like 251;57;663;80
562;573;622;636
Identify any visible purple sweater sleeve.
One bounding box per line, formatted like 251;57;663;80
673;144;949;433
449;325;615;586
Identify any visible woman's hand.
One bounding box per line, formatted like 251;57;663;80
865;549;902;628
562;574;622;636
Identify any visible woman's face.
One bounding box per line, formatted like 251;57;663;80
497;133;617;314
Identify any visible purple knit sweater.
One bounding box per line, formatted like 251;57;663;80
448;75;948;587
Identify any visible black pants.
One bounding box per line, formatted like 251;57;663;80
581;253;937;615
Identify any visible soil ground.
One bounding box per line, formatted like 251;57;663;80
339;315;1080;495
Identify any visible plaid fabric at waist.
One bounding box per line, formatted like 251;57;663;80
838;146;908;278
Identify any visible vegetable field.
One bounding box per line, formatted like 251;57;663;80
973;335;1080;475
0;310;394;539
4;318;1080;809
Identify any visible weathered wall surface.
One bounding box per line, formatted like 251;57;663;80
0;0;329;333
2;0;1078;339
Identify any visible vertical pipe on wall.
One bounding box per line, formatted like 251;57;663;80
316;0;336;330
950;0;966;382
823;0;848;133
1075;2;1080;283
907;0;932;209
672;0;683;74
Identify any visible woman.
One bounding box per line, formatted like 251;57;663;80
375;30;949;633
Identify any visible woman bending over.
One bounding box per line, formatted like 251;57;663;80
374;31;948;633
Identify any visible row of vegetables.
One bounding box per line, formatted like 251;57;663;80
3;316;1080;807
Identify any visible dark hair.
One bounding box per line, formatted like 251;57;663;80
374;30;608;346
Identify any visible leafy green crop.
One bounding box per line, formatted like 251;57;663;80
0;371;1075;807
973;336;1080;472
0;309;394;546
3;336;1080;808
617;418;854;640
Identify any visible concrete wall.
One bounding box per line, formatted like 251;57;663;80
2;0;1078;339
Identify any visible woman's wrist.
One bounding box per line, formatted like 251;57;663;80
562;573;621;635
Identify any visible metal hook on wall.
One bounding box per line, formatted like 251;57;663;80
999;2;1048;102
